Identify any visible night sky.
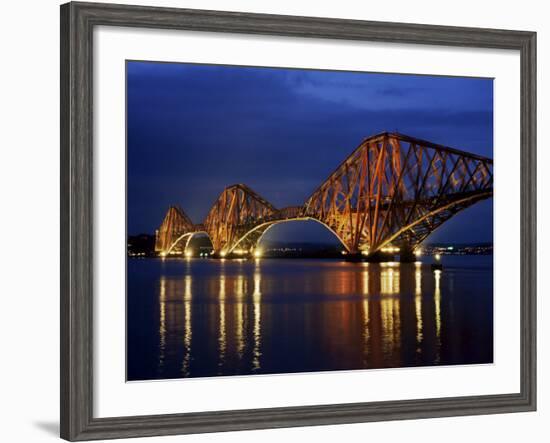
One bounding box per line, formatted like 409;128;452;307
127;61;493;245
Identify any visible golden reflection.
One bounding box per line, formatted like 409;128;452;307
152;259;459;378
379;265;401;357
434;270;442;357
319;263;360;296
158;277;166;371
235;275;246;359
380;292;401;356
252;263;262;371
338;266;357;294
181;275;192;376
415;268;423;346
362;265;369;296
362;297;370;365
434;270;441;335
381;267;400;294
218;274;227;370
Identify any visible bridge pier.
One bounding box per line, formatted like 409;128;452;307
399;247;416;263
363;251;396;263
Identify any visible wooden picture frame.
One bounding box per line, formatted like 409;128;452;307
60;2;536;440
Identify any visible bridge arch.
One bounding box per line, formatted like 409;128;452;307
228;217;351;256
374;191;493;253
163;231;212;257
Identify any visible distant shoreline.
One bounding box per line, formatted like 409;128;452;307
127;232;493;259
128;252;494;259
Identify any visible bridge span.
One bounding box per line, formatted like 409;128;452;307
154;132;493;260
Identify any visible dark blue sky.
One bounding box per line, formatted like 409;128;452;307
127;61;493;244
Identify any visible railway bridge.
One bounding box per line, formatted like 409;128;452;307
154;132;493;260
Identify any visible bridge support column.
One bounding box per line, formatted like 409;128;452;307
363;251;395;263
344;253;363;262
399;247;416;263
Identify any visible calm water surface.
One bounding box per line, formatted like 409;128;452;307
127;256;493;381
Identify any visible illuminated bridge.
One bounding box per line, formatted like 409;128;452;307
154;132;493;260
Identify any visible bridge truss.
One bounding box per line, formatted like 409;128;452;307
153;132;493;258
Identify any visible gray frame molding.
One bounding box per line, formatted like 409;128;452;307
60;2;536;441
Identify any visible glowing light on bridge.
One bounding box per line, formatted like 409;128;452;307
254;249;263;258
381;246;400;253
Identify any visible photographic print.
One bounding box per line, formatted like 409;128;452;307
126;61;494;381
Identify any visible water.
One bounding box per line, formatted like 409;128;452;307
127;256;493;381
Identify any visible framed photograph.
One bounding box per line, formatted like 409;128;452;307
60;1;536;440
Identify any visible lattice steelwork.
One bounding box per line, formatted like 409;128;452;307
154;205;195;253
203;184;277;253
224;205;305;254
153;132;493;257
302;133;493;253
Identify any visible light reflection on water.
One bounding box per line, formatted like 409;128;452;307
127;257;493;381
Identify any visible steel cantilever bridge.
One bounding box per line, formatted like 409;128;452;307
154;132;493;260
